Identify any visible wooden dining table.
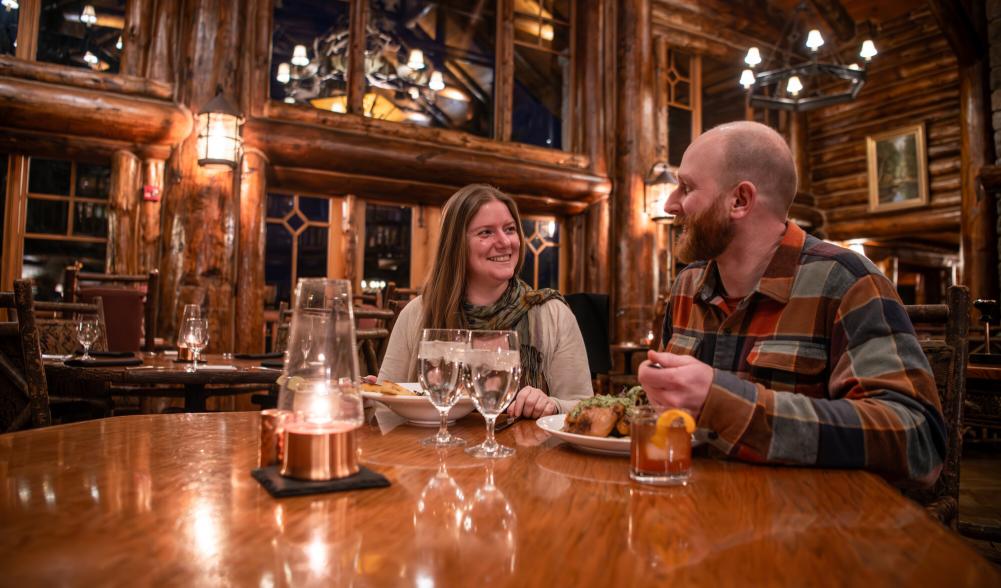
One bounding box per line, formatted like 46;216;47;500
43;353;281;411
1;412;997;586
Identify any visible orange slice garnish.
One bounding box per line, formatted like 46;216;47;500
650;409;696;448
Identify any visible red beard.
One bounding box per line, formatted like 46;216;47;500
674;194;736;263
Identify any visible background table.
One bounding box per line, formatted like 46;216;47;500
1;413;997;586
44;354;280;411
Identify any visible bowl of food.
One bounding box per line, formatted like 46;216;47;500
361;380;476;426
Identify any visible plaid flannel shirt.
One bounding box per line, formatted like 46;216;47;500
662;222;946;485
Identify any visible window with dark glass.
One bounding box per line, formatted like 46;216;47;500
1;1;17;55
512;0;572;149
36;0;126;73
664;49;697;167
264;192;332;309
23;158;109;300
519;217;559;289
270;0;351;108
363;203;411;288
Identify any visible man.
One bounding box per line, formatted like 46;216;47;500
638;121;944;486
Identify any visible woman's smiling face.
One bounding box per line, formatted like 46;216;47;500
465;199;520;288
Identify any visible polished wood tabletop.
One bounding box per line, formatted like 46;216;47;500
1;412;997;586
44;354;280;411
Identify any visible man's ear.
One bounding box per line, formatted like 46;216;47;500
730;181;755;219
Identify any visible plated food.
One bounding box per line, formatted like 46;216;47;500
360;380;417;396
361;382;475;426
563;387;646;438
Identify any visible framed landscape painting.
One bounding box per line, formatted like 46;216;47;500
866;124;929;212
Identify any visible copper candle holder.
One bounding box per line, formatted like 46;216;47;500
281;423;359;481
177;346;194;361
259;409;293;468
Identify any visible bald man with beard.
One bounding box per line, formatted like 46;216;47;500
638;121;945;487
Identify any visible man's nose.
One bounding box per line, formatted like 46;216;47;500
665;186;683;216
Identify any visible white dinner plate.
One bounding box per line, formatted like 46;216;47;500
536;414;704;457
362;383;476;427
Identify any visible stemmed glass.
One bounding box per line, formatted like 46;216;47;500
76;315;100;360
180;318;208;372
177;304;201;360
464;330;521;459
418;328;470;447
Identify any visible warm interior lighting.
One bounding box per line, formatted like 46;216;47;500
848;63;861;71
744;47;761;67
83;51;98;65
115;36;122;50
739;69;755;89
644;162;678;223
2;0;19;11
276;62;290;84
786;75;803;96
196;93;244;170
408;87;420;100
437;87;469;102
805;29;824;51
540;24;554;41
291;44;309;67
80;4;97;26
860;39;877;61
406;48;425;70
429;71;445;91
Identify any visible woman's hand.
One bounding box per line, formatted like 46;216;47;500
507;386;558;419
362;375;377;385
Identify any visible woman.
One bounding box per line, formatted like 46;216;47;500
377;184;593;417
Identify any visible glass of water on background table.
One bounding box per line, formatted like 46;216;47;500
76;315;100;360
464;330;521;459
419;328;470;447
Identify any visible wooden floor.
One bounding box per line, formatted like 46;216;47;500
960;443;1001;565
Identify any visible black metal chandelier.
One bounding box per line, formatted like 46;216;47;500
739;1;877;113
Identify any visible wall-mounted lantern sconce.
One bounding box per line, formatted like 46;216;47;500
196;92;244;170
644;162;678;223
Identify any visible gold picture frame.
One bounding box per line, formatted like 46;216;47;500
866;124;929;212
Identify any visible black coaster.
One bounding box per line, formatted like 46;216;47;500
73;350;136;358
234;352;284;360
261;359;285;369
251;465;390;498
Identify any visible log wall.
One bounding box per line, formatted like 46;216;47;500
808;9;963;241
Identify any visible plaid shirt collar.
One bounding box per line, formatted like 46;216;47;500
693;221;805;305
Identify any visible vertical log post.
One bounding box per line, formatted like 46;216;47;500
107;150;142;274
612;0;656;342
140;159;164;273
235;148;268;354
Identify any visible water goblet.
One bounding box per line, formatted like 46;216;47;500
418;328;470;447
180;318;209;372
464;330;521;459
76;316;100;360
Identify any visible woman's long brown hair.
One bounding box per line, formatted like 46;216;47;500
421;184;527;330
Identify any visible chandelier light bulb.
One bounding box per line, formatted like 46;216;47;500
276;62;290;84
848;63;861;71
805;29;824;51
83;51;98;65
739;69;755;89
2;0;19;12
81;4;97;26
283;96;295;104
786;75;803;96
409;87;420;100
429;71;444;91
744;47;762;67
407;48;425;70
859;39;877;61
291;45;309;67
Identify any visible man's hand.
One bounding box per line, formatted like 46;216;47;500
637;350;714;418
507;386;558;419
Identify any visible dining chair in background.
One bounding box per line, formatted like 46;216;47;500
903;285;969;529
63;266;159;352
0;280;51;433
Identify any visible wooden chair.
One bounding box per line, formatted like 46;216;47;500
383;282;418;308
903;285;969;529
0;280;51;432
64;266;160;352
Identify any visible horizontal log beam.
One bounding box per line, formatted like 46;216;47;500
270;166;588;216
825;207;961;240
0;77;192;147
247;117;611;204
0;55;173;100
808;0;855;42
926;0;985;66
0;126;172;162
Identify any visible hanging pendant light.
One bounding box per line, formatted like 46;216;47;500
291;45;309;67
805;29;824;52
859;39;878;61
744;47;762;67
429;71;445;91
80;4;97;26
276;63;291;84
786;76;803;96
739;69;755;89
406;49;425;70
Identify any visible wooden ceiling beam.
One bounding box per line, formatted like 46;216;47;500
925;0;986;66
651;2;792;61
808;0;856;42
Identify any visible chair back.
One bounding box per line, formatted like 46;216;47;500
34;299;108;354
0;280;51;432
904;285;969;528
383;282;418;308
565;293;612;375
64;267;159;352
